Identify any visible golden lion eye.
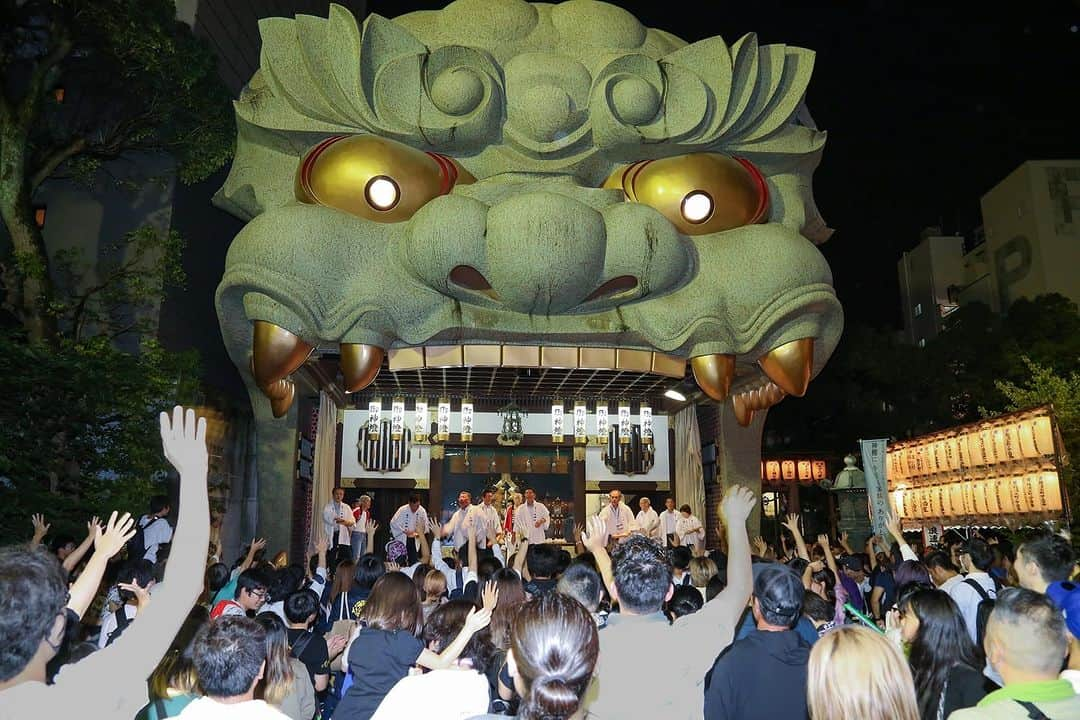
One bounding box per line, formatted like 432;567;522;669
603;153;769;235
295;135;474;222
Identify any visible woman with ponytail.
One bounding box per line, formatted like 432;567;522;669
474;591;598;720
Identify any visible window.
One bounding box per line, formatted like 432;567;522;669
914;303;923;317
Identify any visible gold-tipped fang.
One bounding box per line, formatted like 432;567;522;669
340;343;384;393
758;338;814;398
270;379;295;418
252;321;313;388
691;353;736;402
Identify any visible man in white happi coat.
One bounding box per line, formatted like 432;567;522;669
390;493;429;565
322;486;354;566
596;489;638;545
635;496;661;543
514;488;550;544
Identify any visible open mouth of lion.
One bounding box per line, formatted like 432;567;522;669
247;318;818;426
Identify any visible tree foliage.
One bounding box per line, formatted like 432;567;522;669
0;333;200;543
0;0;234;341
0;0;234;541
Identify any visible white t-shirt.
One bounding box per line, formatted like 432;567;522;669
178;697;289;718
139;514;173;563
371;668;489;720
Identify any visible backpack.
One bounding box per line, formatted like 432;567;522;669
127;516;160;560
289;629;315;660
963;578;995;651
105;607;132;647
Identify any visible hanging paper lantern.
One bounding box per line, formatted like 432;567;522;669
618;403;631;445
595;402;609;445
413;399;429;443
461;398;474;442
552;401;564;443
574;401;587;445
391;397;405;440
367;398;381;438
437;397;451;441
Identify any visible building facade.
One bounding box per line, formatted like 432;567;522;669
899;160;1080;344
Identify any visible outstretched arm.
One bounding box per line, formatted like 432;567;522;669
67;512;135;618
63;516;100;572
886;513;918;562
817;535;839;577
581;517;615;600
102;408;210;676
417;607;492;670
781;513;809;561
676;486;756;675
366;520;379;555
30;513;50;546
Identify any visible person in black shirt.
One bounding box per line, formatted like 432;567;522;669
705;563;811;720
284;589;341;693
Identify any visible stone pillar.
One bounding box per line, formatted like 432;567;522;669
710;401;767;541
246;379;299;555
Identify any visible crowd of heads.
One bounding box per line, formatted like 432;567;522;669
3;469;1080;720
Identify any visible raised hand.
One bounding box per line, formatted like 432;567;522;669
720;485;756;524
581;516;606;553
314;534;329;554
159;406;208;477
251;537;268;555
481;580;499;612
573;523;584;544
428;519;442;538
816;534;830;549
96;511;137;558
885;512;904;541
385;560;401;573
781;513;801;534
86;516;101;537
118;580;152;611
367;520;380;535
463;605;493;634
752;536;768;557
31;513;50;543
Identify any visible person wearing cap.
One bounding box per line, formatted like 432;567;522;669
1046;580;1080;693
950;588;1080;719
703;563;811;720
837;554;869;614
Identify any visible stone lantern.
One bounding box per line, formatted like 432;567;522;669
827;454;871;547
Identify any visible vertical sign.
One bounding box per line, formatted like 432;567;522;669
367;398;381;438
413;399;428;442
437;397;451;441
574;401;588;444
640;403;653;444
595;402;609;444
460;399;474;442
551;401;564;443
618;403;631;444
391;397;405;440
860;438;890;537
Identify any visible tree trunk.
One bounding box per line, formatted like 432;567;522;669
0;121;58;345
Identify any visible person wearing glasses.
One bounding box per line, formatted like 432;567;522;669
211;568;272;619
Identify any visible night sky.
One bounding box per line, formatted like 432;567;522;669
369;0;1080;329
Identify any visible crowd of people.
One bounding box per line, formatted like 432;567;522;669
2;406;1080;719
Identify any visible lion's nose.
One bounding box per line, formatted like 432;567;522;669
482;191;607;315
